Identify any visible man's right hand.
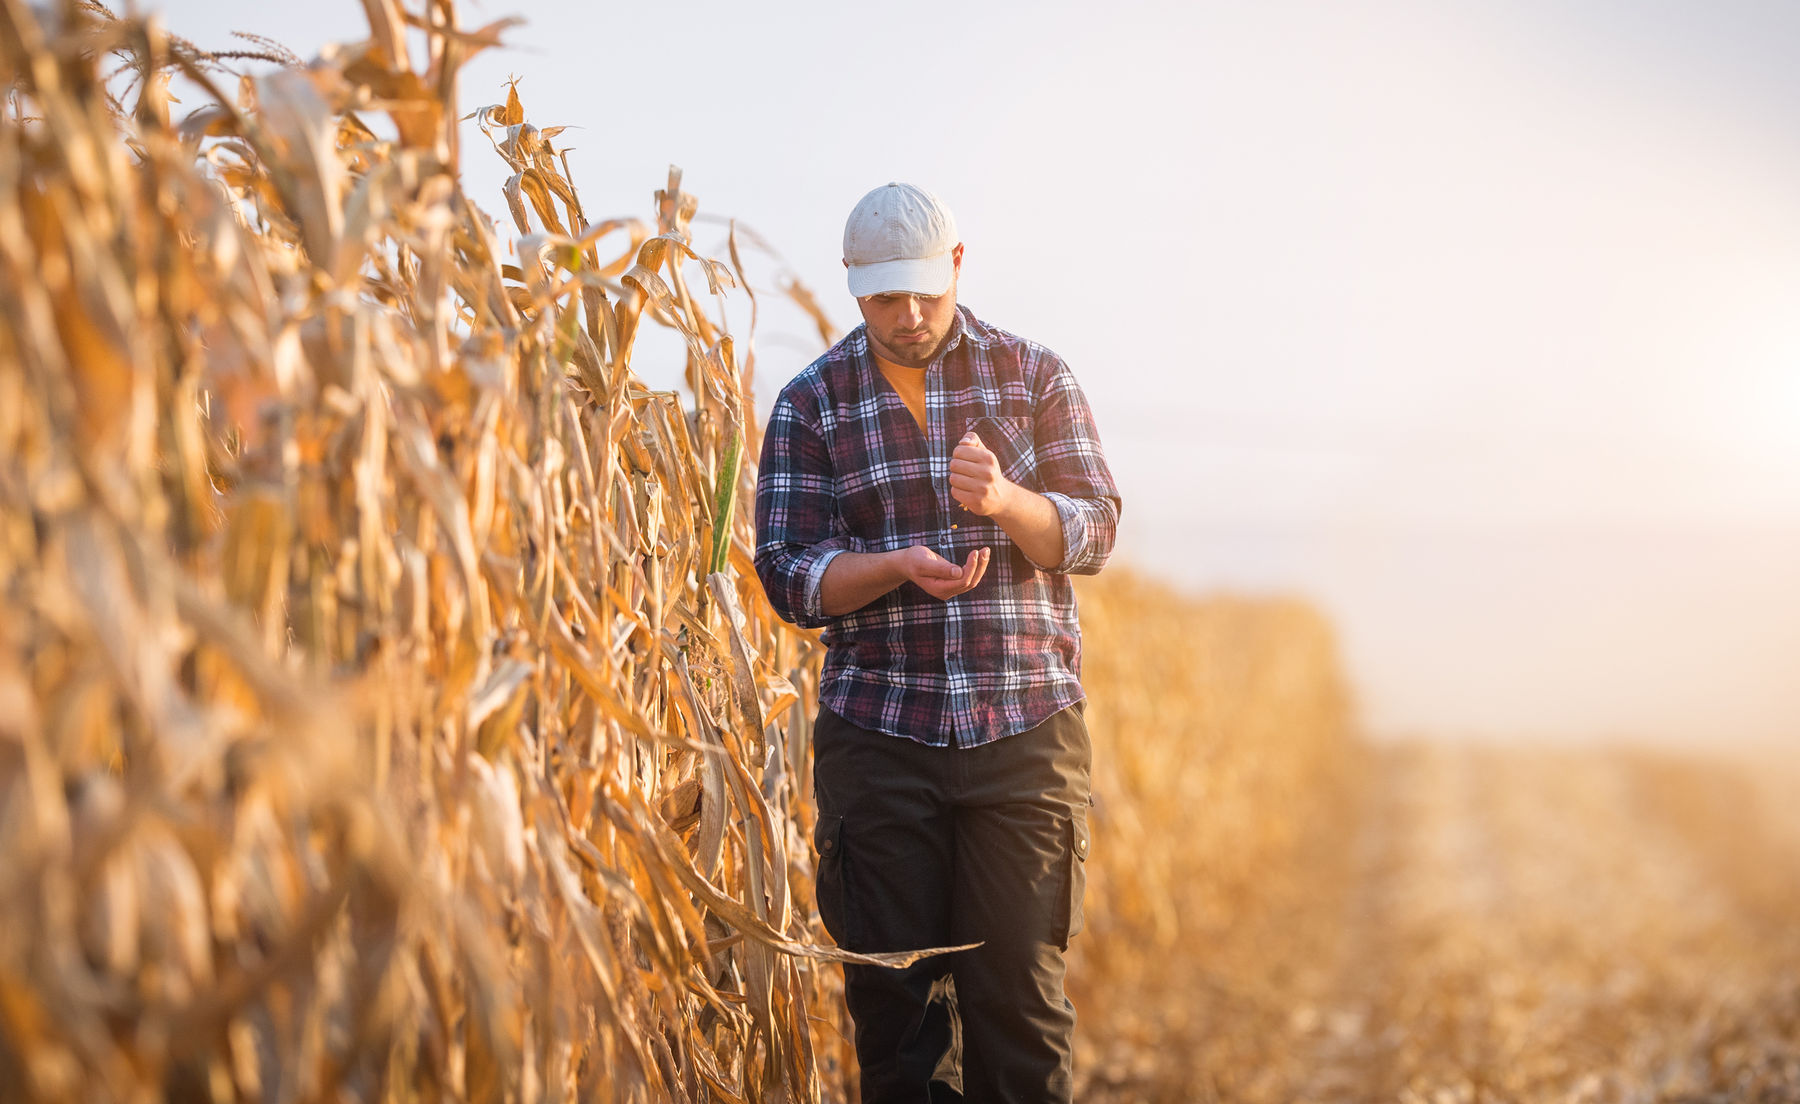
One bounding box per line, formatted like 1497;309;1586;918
818;544;992;616
896;544;991;600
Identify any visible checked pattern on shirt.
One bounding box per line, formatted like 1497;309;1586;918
754;307;1120;749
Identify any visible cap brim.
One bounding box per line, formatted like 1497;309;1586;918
846;252;955;298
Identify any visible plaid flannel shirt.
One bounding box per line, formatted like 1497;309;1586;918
754;306;1120;748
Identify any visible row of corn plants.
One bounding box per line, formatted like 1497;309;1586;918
0;1;915;1099
0;3;1362;1101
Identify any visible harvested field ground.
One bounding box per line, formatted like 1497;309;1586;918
1074;742;1800;1103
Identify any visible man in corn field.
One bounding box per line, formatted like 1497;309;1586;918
754;182;1120;1103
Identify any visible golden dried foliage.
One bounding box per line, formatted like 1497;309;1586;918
0;2;1399;1102
0;2;879;1100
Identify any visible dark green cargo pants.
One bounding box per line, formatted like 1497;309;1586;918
811;703;1092;1104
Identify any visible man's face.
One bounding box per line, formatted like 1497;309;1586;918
853;244;964;368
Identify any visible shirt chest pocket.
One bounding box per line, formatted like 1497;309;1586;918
973;415;1039;491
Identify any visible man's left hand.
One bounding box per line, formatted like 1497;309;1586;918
950;431;1013;517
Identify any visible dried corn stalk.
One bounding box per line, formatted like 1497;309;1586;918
0;1;908;1100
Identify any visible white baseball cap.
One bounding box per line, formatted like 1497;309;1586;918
842;182;960;298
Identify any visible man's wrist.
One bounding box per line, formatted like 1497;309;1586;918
875;547;911;587
820;548;912;616
989;478;1027;526
986;481;1066;569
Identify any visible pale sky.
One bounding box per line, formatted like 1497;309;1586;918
151;0;1800;745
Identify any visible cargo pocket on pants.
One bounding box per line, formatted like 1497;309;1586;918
813;813;852;948
1056;804;1090;949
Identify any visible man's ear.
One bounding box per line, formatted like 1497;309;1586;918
952;243;964;272
842;258;850;268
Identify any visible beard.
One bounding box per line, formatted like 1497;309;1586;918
869;316;954;368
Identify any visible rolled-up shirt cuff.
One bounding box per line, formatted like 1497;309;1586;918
802;547;848;622
1037;492;1088;574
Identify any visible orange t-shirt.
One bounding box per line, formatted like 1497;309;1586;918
873;353;928;432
